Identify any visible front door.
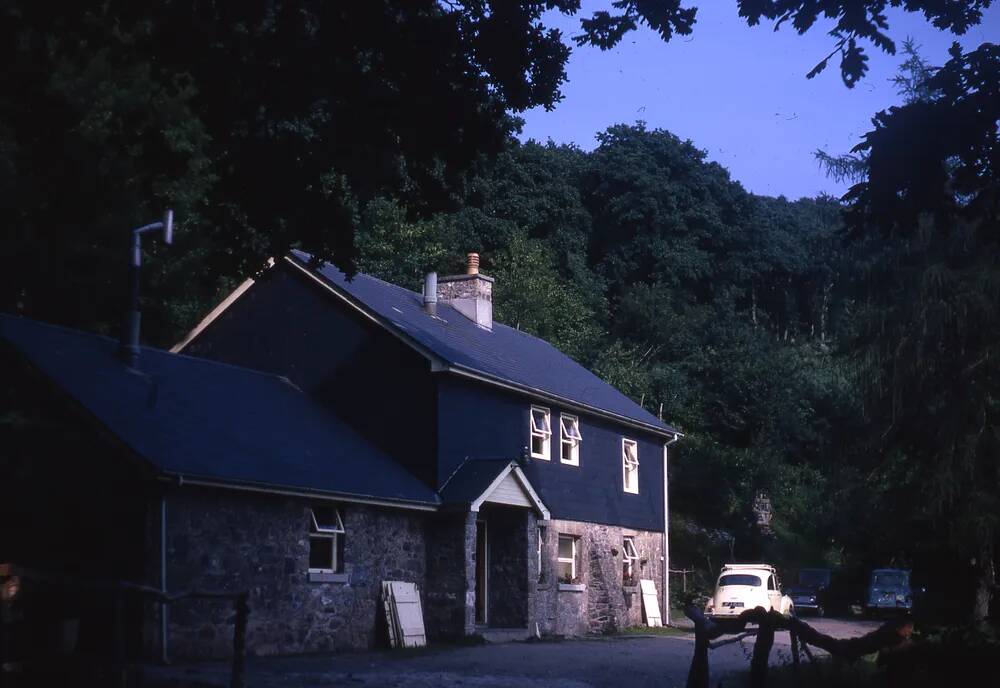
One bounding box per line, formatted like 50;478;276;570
475;519;488;625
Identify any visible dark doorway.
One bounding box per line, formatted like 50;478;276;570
475;519;488;625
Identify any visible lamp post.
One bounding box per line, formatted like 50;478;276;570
120;210;173;367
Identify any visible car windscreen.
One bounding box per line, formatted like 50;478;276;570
799;569;831;586
872;572;907;587
719;574;762;587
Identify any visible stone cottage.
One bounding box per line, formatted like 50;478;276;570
0;251;681;660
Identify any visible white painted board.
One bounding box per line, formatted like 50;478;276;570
640;578;662;627
387;581;427;648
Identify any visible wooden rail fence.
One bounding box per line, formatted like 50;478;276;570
684;604;913;688
1;563;249;688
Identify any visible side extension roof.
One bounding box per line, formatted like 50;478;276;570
1;314;439;508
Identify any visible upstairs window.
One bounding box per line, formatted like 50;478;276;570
309;505;345;573
622;537;640;584
557;535;579;583
622;439;639;494
530;406;551;460
559;414;582;466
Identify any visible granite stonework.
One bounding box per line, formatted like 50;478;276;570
162;488;427;659
155;487;662;659
534;519;664;636
424;511;476;639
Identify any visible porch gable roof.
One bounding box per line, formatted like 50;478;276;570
439;458;550;520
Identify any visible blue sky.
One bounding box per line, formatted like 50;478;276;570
518;2;999;200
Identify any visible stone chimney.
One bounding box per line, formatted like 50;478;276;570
436;252;493;330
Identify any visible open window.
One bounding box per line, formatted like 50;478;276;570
622;536;640;584
309;505;345;573
530;406;551;460
557;535;579;583
559;414;582;466
622;439;639;494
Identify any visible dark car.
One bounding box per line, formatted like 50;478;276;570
786;567;842;616
786;568;830;616
866;568;918;616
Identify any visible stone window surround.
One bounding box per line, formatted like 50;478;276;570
309;505;345;575
622;536;640;584
556;532;581;585
530;405;552;460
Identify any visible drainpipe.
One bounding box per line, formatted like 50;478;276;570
662;433;680;626
160;494;169;663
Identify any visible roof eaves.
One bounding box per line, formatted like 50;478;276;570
162;472;441;511
441;363;684;439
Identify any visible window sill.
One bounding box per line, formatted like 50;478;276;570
558;583;586;592
308;571;349;584
560;461;580;467
623;585;639;594
531;455;551;461
536;583;551;591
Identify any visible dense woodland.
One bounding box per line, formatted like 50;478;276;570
1;1;997;624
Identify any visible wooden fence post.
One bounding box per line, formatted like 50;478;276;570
748;614;775;688
230;593;249;688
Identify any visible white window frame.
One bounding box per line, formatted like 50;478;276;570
622;536;640;583
530;406;551;460
537;527;544;582
559;414;582;466
309;506;345;573
622;438;639;494
557;534;579;582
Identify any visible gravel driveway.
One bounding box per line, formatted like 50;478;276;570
151;617;883;688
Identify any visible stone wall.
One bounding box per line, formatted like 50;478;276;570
424;511;475;639
163;487;427;659
534;519;664;636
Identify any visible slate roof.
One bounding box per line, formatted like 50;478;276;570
288;251;680;436
437;458;515;506
0;314;439;506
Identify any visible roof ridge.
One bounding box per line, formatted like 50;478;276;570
437;456;471;493
290;250;423;298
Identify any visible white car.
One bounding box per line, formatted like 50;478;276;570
705;564;795;619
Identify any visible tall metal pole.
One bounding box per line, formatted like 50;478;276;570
119;210;173;366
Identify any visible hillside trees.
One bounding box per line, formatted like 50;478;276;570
2;0;992;344
356;127;859;559
0;0;587;340
833;42;1000;620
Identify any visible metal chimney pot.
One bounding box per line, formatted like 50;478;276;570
423;272;438;314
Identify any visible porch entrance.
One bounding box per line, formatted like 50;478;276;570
475;519;488;625
474;505;530;629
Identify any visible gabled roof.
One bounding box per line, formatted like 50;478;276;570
286;251;681;437
1;314;439;508
439;458;549;519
